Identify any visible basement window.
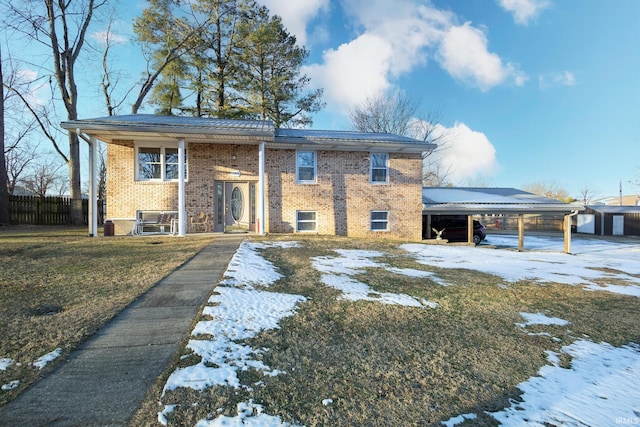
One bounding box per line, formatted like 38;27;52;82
296;211;317;232
370;210;389;231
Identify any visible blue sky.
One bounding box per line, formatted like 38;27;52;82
4;0;640;200
260;0;640;199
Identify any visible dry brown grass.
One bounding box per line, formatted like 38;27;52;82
134;235;640;427
0;226;214;406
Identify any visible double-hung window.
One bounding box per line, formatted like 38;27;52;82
370;211;389;231
370;153;389;184
296;151;317;183
136;145;187;181
296;211;317;232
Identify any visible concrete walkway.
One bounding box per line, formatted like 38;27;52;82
0;235;244;427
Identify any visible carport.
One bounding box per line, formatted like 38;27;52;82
422;188;583;253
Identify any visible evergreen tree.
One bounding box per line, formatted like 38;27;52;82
237;8;324;127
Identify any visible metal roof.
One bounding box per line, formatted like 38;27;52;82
273;128;433;153
61;115;435;152
585;205;640;214
61;114;275;143
422;187;582;214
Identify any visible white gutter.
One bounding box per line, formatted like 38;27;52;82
75;128;98;237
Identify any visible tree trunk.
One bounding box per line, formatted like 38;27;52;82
0;46;11;225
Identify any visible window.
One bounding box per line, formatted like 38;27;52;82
370;153;389;184
136;145;187;181
296;211;317;232
296;151;317;183
370;211;389;231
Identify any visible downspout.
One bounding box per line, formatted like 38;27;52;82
76;129;98;237
258;141;266;235
564;210;579;254
177;139;186;236
89;136;98;237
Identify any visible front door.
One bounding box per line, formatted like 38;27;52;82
213;182;252;233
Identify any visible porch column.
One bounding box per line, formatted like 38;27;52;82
518;214;524;252
258;141;266;235
178;139;186;236
88;135;98;237
564;214;572;254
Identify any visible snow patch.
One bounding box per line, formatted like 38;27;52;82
32;348;62;370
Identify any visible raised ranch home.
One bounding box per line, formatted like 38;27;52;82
61;115;435;241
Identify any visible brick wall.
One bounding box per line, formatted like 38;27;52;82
265;149;423;241
107;141;423;240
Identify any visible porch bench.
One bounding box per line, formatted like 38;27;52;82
134;210;178;235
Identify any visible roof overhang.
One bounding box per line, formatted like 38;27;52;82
61;115;275;144
61;115;436;153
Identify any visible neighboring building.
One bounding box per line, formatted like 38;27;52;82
592;195;640;206
579;206;640;236
61;115;434;241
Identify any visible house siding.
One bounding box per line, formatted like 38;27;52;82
107;141;422;241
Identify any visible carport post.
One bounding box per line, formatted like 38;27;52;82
467;215;474;245
518;214;524;252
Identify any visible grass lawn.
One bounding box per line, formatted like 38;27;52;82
0;226;214;407
131;236;640;427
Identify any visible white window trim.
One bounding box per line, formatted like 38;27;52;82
370;210;389;232
296;150;317;184
135;142;188;182
296;210;317;232
370;152;389;184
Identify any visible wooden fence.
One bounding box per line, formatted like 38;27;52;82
9;195;105;225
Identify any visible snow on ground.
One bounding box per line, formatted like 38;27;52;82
158;236;640;427
161;241;305;426
0;358;12;371
402;234;640;294
312;249;441;307
32;348;62;370
488;339;640;426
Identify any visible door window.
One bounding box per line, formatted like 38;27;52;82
231;186;244;221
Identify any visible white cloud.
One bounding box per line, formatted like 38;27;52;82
436;22;528;91
498;0;551;25
91;30;127;45
257;0;330;47
303;33;393;110
427;122;500;184
538;70;576;89
304;1;528;116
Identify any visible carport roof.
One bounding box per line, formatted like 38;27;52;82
422;187;583;215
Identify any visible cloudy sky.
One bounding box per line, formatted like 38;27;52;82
5;0;640;199
256;0;640;198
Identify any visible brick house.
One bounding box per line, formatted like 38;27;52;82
61;115;434;240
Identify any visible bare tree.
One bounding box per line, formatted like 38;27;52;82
20;158;66;198
579;186;595;206
350;89;419;136
0;45;8;224
523;182;571;202
5;0;107;224
349;89;450;186
5;144;40;195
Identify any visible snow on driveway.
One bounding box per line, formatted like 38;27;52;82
159;236;640;427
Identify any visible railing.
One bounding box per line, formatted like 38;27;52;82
8;195;105;225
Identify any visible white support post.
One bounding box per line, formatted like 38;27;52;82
178;139;186;236
89;136;98;237
258;141;266;235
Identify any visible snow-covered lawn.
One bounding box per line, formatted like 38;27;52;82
159;235;640;427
